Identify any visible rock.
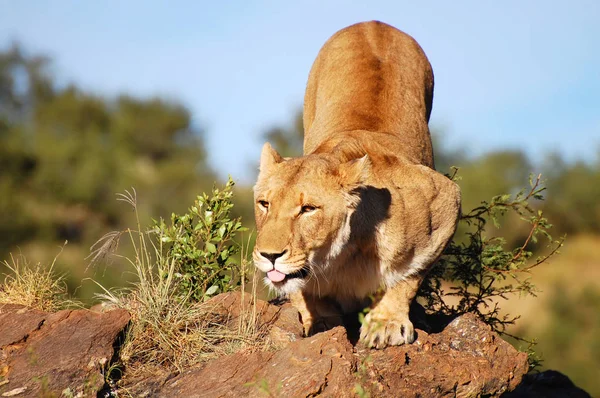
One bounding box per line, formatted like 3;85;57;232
504;370;592;398
203;292;303;346
357;313;529;397
160;326;356;397
267;302;303;346
152;300;532;397
204;291;280;322
0;304;130;397
0;305;47;348
0;294;592;397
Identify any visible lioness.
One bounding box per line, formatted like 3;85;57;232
253;21;461;348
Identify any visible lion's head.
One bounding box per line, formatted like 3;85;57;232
253;142;369;294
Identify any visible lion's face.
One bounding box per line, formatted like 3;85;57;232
253;143;368;294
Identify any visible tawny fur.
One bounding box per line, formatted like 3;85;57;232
253;21;461;348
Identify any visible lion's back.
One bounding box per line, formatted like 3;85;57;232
303;21;435;168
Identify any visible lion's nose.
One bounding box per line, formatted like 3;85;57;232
260;250;287;265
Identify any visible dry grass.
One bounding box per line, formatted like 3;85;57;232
93;194;269;384
0;246;72;312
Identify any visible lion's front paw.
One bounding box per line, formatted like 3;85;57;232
360;311;415;349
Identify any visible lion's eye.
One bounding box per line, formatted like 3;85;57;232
258;200;270;210
300;205;318;214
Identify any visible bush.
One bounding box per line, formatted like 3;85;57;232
418;172;564;366
91;179;263;385
152;177;247;302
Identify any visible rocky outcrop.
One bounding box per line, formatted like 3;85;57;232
161;326;355;397
355;314;529;397
0;304;130;397
158;301;529;397
0;293;592;397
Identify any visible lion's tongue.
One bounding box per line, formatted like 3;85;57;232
267;270;286;283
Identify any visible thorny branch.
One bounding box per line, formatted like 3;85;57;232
418;173;563;362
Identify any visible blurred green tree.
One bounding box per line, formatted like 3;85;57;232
0;45;216;296
541;154;600;235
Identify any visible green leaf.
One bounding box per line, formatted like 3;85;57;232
205;242;217;253
205;285;219;296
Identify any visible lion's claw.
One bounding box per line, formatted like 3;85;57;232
360;312;415;349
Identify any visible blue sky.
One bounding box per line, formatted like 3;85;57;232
1;1;599;182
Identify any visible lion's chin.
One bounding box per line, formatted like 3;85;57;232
265;276;305;296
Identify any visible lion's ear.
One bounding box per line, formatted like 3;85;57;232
339;155;371;187
259;142;284;172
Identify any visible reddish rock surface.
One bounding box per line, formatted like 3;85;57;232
155;304;530;398
0;293;591;397
0;304;130;397
120;293;591;397
204;291;304;346
160;326;356;398
357;314;529;397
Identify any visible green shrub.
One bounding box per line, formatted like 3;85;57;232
92;178;262;384
419;172;564;364
151;177;247;302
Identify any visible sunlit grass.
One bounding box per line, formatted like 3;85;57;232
0;245;74;312
92;189;270;387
